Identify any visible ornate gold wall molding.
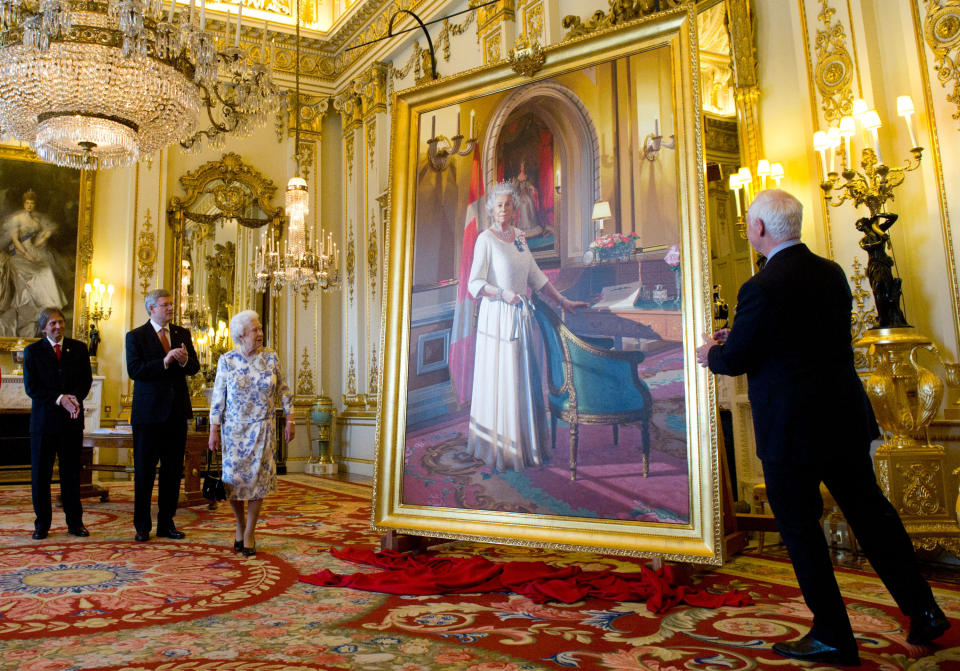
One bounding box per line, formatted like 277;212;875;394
333;90;364;132
346;348;357;395
286;93;329;139
477;0;515;65
561;0;684;40
483;27;503;63
912;0;960;353
922;0;960;121
726;0;757;88
336;0;427;74
798;0;835;259
344;131;356;182
136;208;157;298
346;222;356;304
519;0;544;44
367;209;378;298
367;121;377;168
296;346;315;397
369;344;379;395
355;62;388;118
812;0;855;123
173;153;278;213
478;0;516;30
849;257;877;370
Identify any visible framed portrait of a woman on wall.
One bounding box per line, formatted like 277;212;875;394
378;7;721;563
0;145;94;345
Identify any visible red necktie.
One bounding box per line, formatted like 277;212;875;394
54;343;61;360
159;327;171;353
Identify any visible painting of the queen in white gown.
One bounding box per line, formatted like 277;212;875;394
466;181;587;471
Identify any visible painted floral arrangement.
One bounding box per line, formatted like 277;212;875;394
589;232;640;260
664;244;680;269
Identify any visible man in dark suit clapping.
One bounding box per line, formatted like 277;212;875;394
126;289;199;542
697;189;948;666
23;307;92;540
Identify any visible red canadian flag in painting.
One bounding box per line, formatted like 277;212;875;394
448;142;483;405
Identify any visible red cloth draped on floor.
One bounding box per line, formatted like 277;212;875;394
300;548;752;614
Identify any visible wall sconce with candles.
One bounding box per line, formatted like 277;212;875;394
82;278;113;369
642;118;676;161
728;159;784;238
426;110;477;171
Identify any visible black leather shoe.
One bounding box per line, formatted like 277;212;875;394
156;527;186;539
134;532;150;542
68;525;90;537
233;540;243;553
32;529;48;540
908;606;951;645
772;633;860;667
242;544;256;557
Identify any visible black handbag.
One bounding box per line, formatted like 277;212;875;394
202;472;226;502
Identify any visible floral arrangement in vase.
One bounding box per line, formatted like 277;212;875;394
664;244;681;304
589;232;640;261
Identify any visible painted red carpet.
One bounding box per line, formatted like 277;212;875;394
0;476;958;670
403;345;690;524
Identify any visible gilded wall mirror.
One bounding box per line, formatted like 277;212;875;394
168;153;283;386
697;0;754;317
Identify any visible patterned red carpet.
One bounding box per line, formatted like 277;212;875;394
0;475;958;670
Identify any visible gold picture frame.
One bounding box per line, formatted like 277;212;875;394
0;145;95;349
377;7;720;563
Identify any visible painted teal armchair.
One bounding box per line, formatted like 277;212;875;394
532;295;653;481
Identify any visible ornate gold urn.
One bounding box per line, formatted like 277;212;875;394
858;328;943;449
856;327;960;554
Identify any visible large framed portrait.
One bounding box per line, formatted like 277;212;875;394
0;145;94;345
377;7;720;562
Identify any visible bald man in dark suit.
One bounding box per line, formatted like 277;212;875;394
697;189;948;666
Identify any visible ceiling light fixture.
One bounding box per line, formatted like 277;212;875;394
0;0;281;170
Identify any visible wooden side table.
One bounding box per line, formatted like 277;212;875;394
81;431;208;507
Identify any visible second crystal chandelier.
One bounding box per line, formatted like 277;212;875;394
252;0;338;296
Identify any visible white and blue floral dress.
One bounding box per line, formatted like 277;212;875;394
210;348;293;500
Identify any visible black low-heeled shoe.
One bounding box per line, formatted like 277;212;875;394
233;540;243;553
242;545;256;557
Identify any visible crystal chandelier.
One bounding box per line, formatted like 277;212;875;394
0;0;281;170
252;0;338;295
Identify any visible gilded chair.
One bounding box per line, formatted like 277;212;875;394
531;295;653;480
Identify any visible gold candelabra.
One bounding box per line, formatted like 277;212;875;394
820;147;922;218
195;320;232;385
816;95;923;218
82;278;113;362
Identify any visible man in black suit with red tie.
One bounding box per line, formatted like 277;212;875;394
697;189;949;666
126;289;199;542
23;307;92;540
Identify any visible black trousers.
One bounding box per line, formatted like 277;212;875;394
133;417;187;534
31;429;83;533
763;448;935;649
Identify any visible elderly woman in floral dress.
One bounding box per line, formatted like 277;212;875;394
208;310;294;556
